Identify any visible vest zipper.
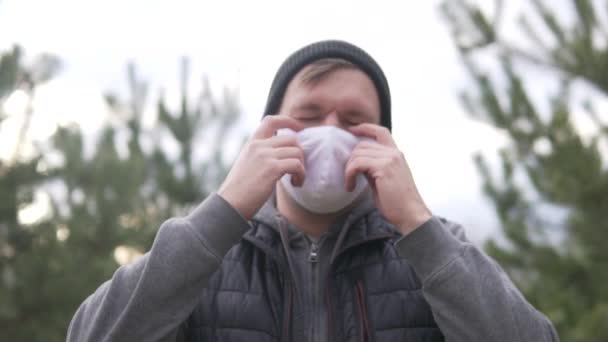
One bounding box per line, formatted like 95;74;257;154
309;241;319;342
309;242;319;263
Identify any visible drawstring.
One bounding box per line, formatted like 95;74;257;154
357;286;364;342
326;213;364;342
277;215;301;298
329;213;357;264
281;283;293;342
326;276;335;342
277;214;299;342
325;213;356;342
355;280;373;342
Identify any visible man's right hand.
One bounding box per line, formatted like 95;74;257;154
218;115;306;220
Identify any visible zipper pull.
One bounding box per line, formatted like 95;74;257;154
309;243;319;263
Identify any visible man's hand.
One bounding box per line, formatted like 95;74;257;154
218;116;306;220
345;123;432;235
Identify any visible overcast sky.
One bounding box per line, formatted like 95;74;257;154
0;0;521;243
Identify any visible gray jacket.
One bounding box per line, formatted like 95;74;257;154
67;192;559;341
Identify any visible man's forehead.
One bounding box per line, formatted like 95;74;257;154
296;58;358;85
284;70;381;123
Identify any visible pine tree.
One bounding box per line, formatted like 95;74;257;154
0;48;242;341
442;1;608;340
0;46;68;341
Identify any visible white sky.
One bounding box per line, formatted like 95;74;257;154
0;0;518;244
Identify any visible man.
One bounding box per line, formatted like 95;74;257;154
67;40;559;341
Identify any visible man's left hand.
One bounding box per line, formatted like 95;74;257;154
345;123;432;235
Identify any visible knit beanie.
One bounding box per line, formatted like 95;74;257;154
263;40;392;131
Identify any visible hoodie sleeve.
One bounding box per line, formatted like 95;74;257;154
394;217;559;342
66;193;251;342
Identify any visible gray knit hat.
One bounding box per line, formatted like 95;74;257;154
263;40;392;131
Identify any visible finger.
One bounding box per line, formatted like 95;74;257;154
350;141;391;159
254;115;306;139
344;156;376;192
273;146;305;166
351;142;386;156
266;135;300;148
276;158;306;186
353;140;382;150
350;148;384;159
348;123;396;147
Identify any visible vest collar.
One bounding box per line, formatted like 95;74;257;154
244;191;398;267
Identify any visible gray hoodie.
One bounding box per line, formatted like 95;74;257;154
67;192;559;341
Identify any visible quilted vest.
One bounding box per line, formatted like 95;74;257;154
178;211;444;342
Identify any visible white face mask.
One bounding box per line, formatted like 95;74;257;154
278;126;369;214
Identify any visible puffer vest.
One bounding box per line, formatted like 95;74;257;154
177;210;444;342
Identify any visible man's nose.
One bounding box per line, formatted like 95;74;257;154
321;111;345;129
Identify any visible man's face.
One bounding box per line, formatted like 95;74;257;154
278;67;381;128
